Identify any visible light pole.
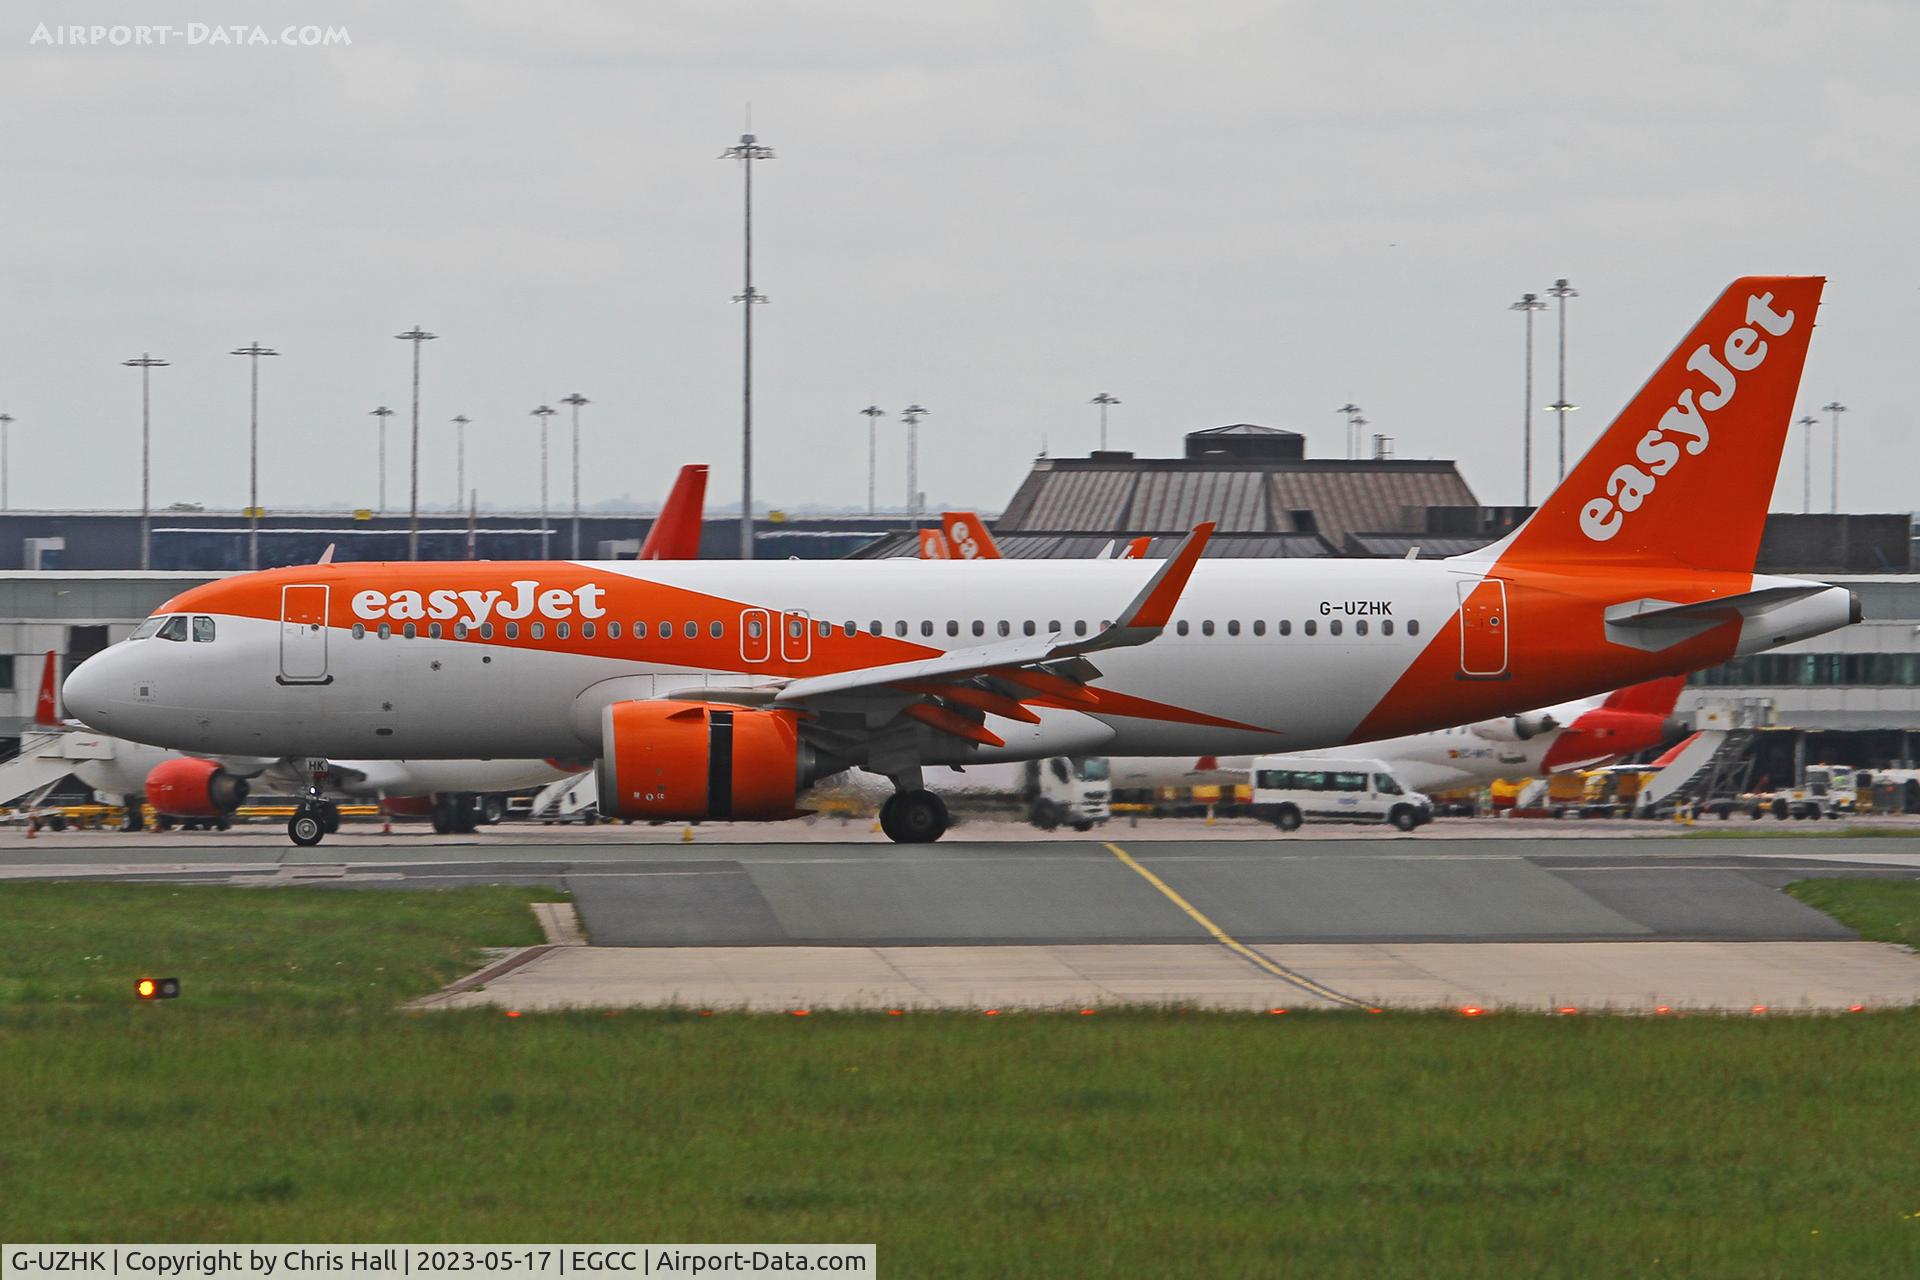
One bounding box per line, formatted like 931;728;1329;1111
394;326;438;560
450;415;470;507
1823;401;1848;513
560;393;589;559
1547;278;1578;479
229;341;279;570
720;129;774;559
1510;293;1547;504
1090;393;1121;451
1336;403;1363;460
0;413;13;510
1796;415;1818;513
123;353;170;571
900;405;929;524
859;405;884;515
369;406;394;514
531;405;556;558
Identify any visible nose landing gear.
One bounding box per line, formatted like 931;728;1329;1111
287;794;341;847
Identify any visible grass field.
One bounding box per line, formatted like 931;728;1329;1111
1787;877;1920;948
3;881;1920;1277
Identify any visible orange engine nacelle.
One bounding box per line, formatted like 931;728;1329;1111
145;757;250;818
595;701;823;822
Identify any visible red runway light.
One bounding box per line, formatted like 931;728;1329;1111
1460;1005;1484;1017
1848;1004;1866;1013
887;1009;905;1017
1751;1005;1769;1015
1367;1007;1383;1014
790;1009;811;1017
1557;1006;1580;1016
505;1010;522;1018
1268;1008;1288;1015
1654;1005;1673;1015
983;1008;1001;1017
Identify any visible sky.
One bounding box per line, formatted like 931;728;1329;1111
2;0;1914;518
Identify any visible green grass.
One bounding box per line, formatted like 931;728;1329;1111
0;881;562;1009
4;884;1920;1276
1683;824;1920;839
1788;878;1920;949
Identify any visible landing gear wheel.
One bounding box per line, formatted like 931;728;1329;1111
885;790;949;843
288;812;325;847
320;803;340;834
878;794;901;840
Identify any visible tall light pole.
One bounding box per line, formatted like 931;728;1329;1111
1796;415;1818;514
450;415;470;507
720;129;774;559
369;406;393;514
123;353;170;571
1336;403;1363;460
1509;293;1546;504
394;326;438;560
900;405;929;524
1547;278;1578;479
229;341;279;570
1090;392;1121;451
1823;401;1848;513
0;413;13;510
531;405;556;558
859;405;884;515
560;393;589;559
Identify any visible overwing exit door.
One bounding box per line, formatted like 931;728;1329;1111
1456;578;1509;678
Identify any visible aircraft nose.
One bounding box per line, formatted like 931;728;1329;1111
62;652;116;730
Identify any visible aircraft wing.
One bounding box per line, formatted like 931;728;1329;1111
769;523;1214;746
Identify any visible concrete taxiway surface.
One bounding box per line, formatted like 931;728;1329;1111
10;825;1920;1012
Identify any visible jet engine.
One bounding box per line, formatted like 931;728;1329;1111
594;701;840;822
1471;711;1559;743
145;757;250;818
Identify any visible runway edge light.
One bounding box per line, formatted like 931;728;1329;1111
136;977;180;1000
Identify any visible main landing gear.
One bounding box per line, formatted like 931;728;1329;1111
879;789;949;843
287;799;341;847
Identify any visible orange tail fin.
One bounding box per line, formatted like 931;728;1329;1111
637;465;708;560
940;512;1002;559
34;651;60;726
916;529;951;559
1601;675;1688;717
1493;276;1823;572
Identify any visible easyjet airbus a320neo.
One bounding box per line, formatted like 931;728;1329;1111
64;277;1858;844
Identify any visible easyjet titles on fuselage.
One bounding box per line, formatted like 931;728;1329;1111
352;581;608;626
1579;290;1796;543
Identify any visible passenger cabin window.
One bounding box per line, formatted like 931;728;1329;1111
684;621;697;639
1382;620;1394;636
1408;620;1421;636
1202;620;1216;636
530;623;544;640
352;623;366;639
607;622;621;639
1279;620;1292;636
157;616;189;642
1303;620;1317;636
1329;620;1342;636
712;621;725;639
404;623;418;639
191;616;216;643
556;622;570;640
1176;621;1190;636
378;623;393;639
504;623;519;640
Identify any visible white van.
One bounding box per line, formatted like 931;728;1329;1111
1248;756;1434;832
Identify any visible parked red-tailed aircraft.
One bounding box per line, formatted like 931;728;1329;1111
64;279;1856;844
919;512;1146;561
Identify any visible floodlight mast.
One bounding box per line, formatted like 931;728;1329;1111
122;353;171;571
229;341;279;570
720;129;775;559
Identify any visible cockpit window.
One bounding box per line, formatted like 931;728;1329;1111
191;616;216;643
130;617;165;641
156;615;189;642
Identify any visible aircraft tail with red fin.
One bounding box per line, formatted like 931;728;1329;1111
34;651;60;727
636;465;708;560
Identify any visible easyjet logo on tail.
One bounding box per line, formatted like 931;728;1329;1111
1579;292;1796;543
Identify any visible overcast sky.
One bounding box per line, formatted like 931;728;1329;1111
3;1;1913;519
